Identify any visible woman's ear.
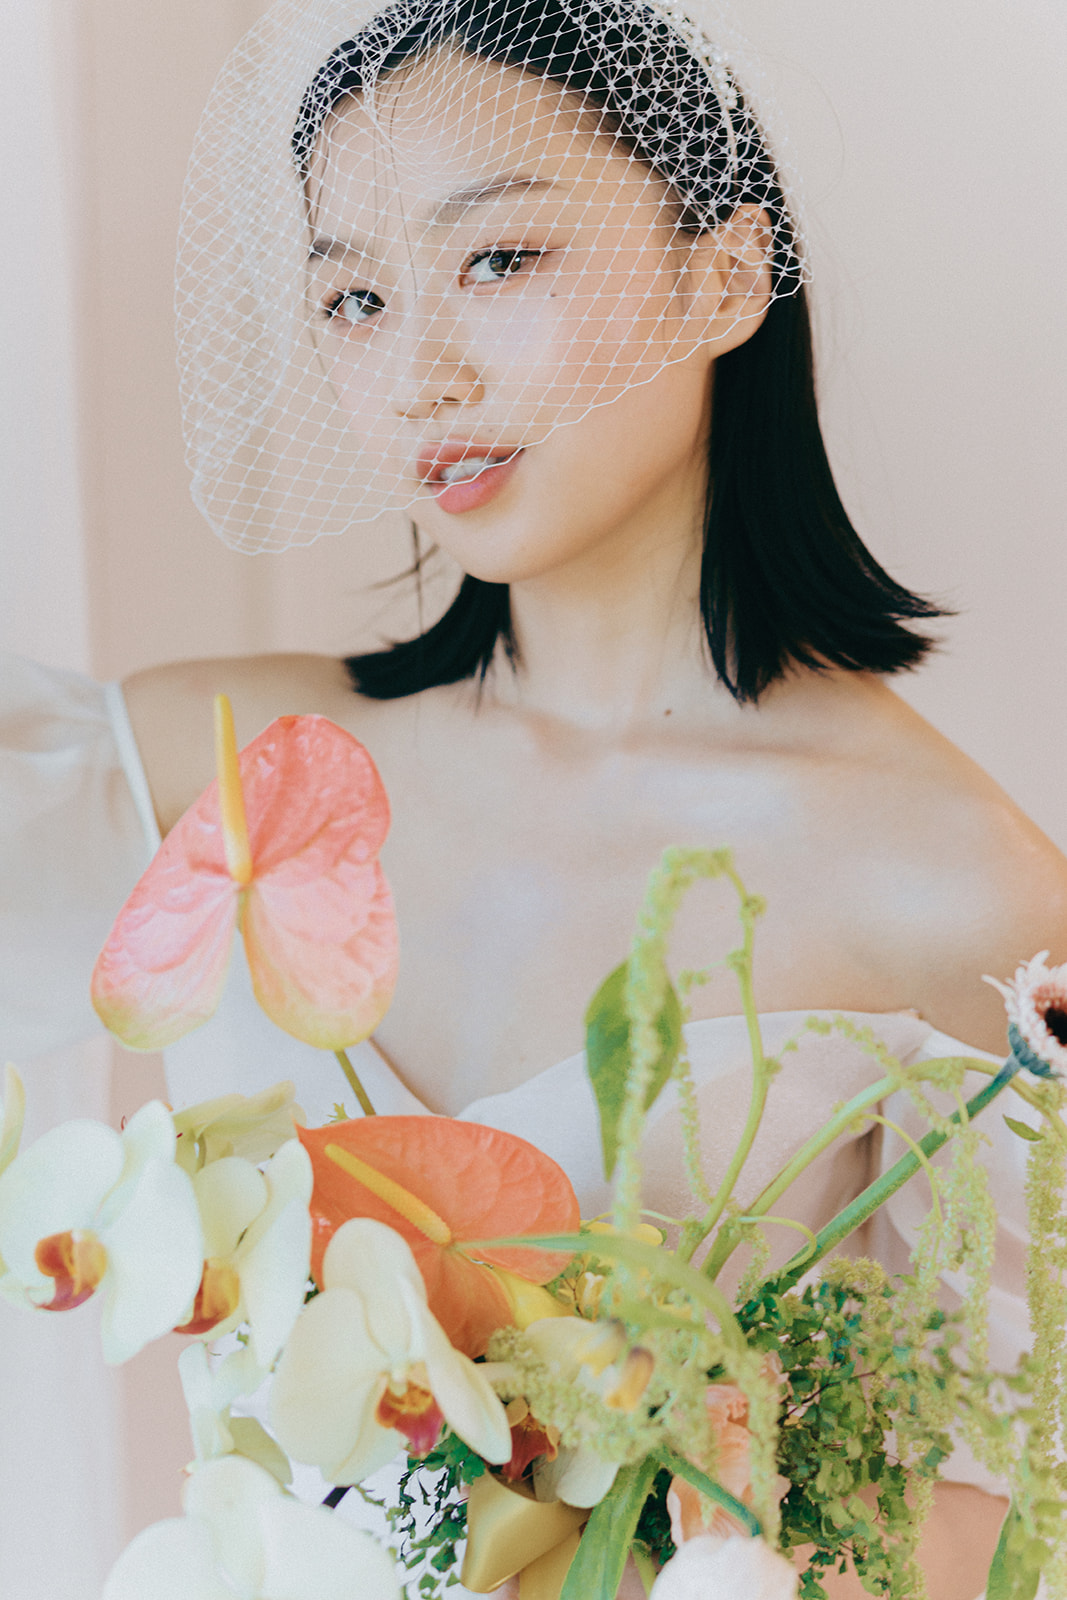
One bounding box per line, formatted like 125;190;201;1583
682;204;774;352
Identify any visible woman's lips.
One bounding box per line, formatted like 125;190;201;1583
416;444;524;515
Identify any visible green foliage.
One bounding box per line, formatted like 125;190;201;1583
633;1468;676;1571
739;1269;971;1598
1004;1115;1043;1144
385;1432;487;1599
585;960;681;1179
987;1503;1042;1600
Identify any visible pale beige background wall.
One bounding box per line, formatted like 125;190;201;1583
1;0;1064;1590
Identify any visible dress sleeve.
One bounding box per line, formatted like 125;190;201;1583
866;1027;1033;1497
0;655;159;1061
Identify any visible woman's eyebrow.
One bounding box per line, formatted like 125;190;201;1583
308;234;379;263
306;176;560;262
425;174;559;226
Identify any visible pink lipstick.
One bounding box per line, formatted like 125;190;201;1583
417;442;524;515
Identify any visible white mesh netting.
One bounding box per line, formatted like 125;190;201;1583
176;0;810;551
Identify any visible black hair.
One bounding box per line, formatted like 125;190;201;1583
294;0;942;703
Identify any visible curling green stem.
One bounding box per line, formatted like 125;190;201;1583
680;867;772;1260
334;1049;376;1117
755;1065;1017;1298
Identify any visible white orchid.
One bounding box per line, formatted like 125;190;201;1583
650;1534;799;1600
101;1455;401;1600
173;1082;306;1177
0;1098;203;1362
178;1139;313;1367
270;1218;512;1484
180;1342;291;1486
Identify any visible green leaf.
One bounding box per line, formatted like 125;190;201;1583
986;1503;1041;1600
560;1458;660;1600
585;961;682;1178
1003;1115;1043;1144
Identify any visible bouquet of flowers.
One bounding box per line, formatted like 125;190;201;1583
2;699;1066;1600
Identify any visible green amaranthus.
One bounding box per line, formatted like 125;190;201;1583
404;848;1067;1600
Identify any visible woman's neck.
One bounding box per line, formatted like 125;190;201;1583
491;494;737;737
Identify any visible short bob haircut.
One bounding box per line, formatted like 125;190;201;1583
294;0;942;704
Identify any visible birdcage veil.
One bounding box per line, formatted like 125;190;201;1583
176;0;811;552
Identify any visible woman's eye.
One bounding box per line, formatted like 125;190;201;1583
325;288;385;325
463;248;541;286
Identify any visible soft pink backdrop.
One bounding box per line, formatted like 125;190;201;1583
1;0;1064;1592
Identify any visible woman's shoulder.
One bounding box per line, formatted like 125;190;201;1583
807;678;1067;1046
123;651;378;833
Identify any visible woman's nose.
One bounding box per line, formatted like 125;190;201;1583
390;319;484;419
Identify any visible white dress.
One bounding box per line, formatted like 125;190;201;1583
0;657;1033;1596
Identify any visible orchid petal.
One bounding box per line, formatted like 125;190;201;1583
0;1121;122;1287
322;1216;426;1301
539;1444;621;1508
174;1081;305;1175
239;1193;313;1368
258;1495;401;1599
270;1286;400;1484
0;1066;26;1176
98;1155;204;1363
420;1311;512;1465
227;1417;293;1487
116;1099;180;1182
102;1516;234;1600
184;1456;274;1596
194;1158;268;1259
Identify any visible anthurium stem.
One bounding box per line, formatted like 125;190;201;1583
754;1064;1018;1299
334;1049;376;1117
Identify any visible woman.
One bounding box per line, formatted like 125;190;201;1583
4;0;1066;1593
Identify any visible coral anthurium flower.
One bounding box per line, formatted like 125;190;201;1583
270;1219;512;1484
91;699;398;1052
299;1115;580;1357
102;1455;402;1600
0;1100;203;1362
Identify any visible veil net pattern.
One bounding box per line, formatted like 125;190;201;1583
177;0;811;551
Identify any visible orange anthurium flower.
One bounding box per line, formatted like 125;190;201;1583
299;1116;580;1358
91;701;398;1052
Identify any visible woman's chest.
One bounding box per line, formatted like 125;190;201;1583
365;721;916;1109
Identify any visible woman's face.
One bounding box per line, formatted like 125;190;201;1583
306;46;763;584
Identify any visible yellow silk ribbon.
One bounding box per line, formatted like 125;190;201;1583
460;1473;587;1596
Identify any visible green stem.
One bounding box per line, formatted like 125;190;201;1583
652;1447;762;1537
334;1049;376;1117
703;1073;896;1279
755;1065;1017;1298
680;868;771;1259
